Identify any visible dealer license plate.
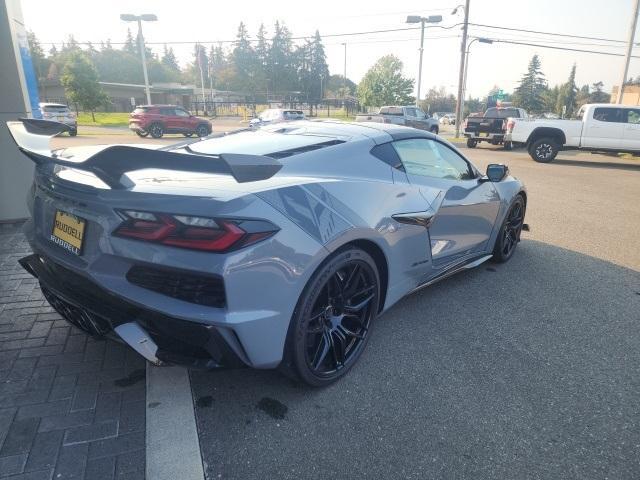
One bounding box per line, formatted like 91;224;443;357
50;210;86;255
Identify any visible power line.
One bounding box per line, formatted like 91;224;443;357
490;38;640;58
38;23;464;46
469;23;627;44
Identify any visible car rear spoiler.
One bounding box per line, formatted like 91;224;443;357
6;118;282;189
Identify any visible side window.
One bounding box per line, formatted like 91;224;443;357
175;109;190;117
625;109;640;124
159;108;174;116
392;139;473;180
593;107;622;123
405;108;417;117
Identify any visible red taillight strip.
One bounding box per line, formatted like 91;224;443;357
162;221;245;251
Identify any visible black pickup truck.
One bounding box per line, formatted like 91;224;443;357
464;107;528;149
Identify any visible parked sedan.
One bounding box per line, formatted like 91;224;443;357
129;105;212;138
8;118;527;387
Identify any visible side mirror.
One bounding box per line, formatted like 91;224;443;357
483;164;509;182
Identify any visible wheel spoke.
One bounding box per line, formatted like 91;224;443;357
337;323;365;340
331;329;347;366
326;330;342;367
343;264;361;294
344;292;374;314
311;332;330;370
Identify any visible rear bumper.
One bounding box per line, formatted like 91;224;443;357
20;253;245;369
464;132;504;141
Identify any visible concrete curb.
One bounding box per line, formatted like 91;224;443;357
146;364;204;480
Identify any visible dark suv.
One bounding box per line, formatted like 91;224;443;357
129;105;212;138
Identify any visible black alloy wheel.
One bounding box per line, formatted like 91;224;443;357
492;195;525;263
196;124;209;138
149;123;164;138
282;247;379;386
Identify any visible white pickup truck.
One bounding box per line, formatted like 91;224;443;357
505;103;640;162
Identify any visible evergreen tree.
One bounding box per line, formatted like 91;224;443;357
589;81;610;103
555;64;577;117
161;44;180;72
309;30;329;101
269;21;295;93
512;55;547;114
26;30;50;85
123;29;136;55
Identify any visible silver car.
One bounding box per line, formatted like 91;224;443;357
249;108;305;129
39;103;77;136
8;119;527;386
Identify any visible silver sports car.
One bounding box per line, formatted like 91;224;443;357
7;119;527;386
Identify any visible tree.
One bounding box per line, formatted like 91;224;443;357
27;31;50;86
420;86;456;114
357;55;414;108
589;81;610;103
161;44;180;72
60;52;108;120
555;64;578;117
512;55;547;114
269;21;296;93
325;74;356;97
123;29;136;55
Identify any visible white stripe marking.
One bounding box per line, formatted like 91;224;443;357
146;364;204;480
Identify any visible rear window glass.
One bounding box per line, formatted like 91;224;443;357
42;105;69;113
283;110;304;119
485;108;518;118
380;107;403;116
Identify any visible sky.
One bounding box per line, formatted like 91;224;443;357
20;0;640;100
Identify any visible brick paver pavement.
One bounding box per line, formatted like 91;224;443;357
0;223;146;479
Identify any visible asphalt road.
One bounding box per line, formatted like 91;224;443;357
188;145;640;479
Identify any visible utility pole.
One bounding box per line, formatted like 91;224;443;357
417;19;425;106
196;42;207;115
342;43;347;98
406;15;442;107
617;0;640;104
454;0;471;137
120;14;157;105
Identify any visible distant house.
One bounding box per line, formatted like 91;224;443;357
611;84;640;105
39;79;196;111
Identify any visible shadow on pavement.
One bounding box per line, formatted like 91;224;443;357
190;240;640;480
552;157;640;172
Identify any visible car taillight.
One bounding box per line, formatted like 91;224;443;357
113;210;278;252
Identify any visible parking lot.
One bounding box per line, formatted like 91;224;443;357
186;144;639;479
2;132;639;479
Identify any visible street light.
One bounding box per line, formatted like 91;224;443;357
120;13;157;105
462;38;493;115
406;15;442;106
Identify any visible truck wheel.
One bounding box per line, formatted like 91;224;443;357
467;138;477;148
504;141;513;151
530;137;558;163
430;125;439;134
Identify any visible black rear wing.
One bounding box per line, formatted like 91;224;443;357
6;118;282;189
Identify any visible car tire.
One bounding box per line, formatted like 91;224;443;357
467;138;477;148
492;195;526;263
196;124;209;138
280;247;380;387
183;132;194;137
504;141;513;151
68;129;77;137
135;130;149;138
430;126;439;134
149;123;164;139
529;137;558;163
